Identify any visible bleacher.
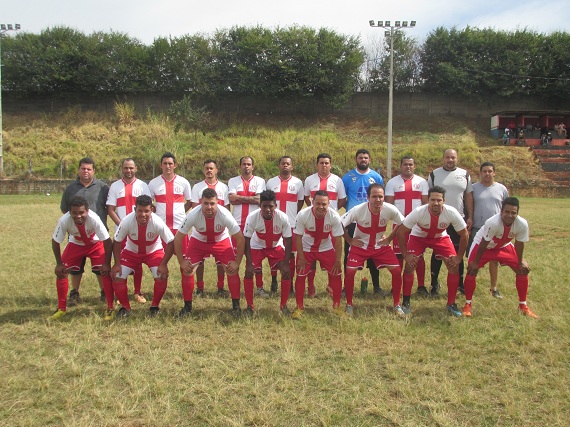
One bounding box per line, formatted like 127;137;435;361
531;146;570;187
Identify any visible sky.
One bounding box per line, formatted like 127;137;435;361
2;0;569;46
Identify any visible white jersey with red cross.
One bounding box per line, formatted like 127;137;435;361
294;206;344;253
404;204;466;238
304;173;346;212
191;180;229;206
107;178;151;220
148;175;191;231
53;210;110;246
341;202;404;250
472;213;529;250
266;175;304;226
244;208;292;250
114;212;174;254
385;174;429;216
228;175;266;230
178;204;241;243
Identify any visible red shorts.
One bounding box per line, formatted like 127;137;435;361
406;235;456;259
346;245;399;270
186;237;236;267
120;249;165;270
163;228;189;253
62;242;106;272
468;243;519;269
251;246;286;271
296;249;340;276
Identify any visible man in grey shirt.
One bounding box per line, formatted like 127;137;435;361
469;162;509;298
427;149;473;296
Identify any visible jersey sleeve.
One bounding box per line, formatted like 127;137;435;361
106;183;119;207
113;216;130;242
387;204;405;225
92;214;111;241
223;209;241;236
228;177;238;195
384;179;395;197
157;217;175;243
178;211;194;235
52;216;69;244
294;209;307;235
190;185;201;204
331;212;345;237
336;177;347;199
243;212;256;238
183;179;192;200
514;218;530;243
403;207;420;229
340;209;354;228
450;209;467;232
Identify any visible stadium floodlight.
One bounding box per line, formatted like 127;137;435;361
367;19;417;178
0;23;22;178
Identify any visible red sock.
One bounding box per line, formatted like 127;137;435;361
329;273;342;308
133;264;143;294
102;275;114;310
416;257;426;286
181;272;194;301
227;274;241;300
308;269;316;287
515;275;529;302
244;277;254;307
217;274;225;290
113;280;131;310
464;274;477;301
295;275;306;309
197;281;205;290
56;278;68;311
255;271;263;288
447;273;459;305
403;272;414;297
151;279;168;307
280;279;291;309
390;267;402;306
344;268;356;306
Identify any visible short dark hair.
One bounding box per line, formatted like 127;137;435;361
428;186;446;198
202;188;218;200
314;190;329;199
69;195;89;210
480;161;495;172
161;152;176;163
121;158;136;167
316;153;331;163
400;156;414;164
240;156;254;165
355;149;370;158
203;159;218;167
78;157;95;169
259;190;276;203
366;183;384;197
278;156;292;164
136;195;153;207
502;197;520;211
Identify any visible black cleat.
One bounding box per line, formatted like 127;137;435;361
149;306;160;317
430;281;440;297
416;286;430;298
68;289;81;306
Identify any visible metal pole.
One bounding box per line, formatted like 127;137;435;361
0;32;4;178
387;27;394;179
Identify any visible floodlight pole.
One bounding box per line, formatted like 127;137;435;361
368;20;416;179
0;24;21;179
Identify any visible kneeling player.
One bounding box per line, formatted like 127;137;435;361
462;197;538;318
341;184;405;316
243;190;292;316
111;195;174;318
51;196;114;320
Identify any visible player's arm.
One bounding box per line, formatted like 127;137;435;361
156;241;174;279
297;200;305;213
331;235;343;275
464;191;474;230
107;205;121;226
184;200;192;212
227;231;245;275
174;231;194;276
514;240;530;274
110;239;123;280
467;238;490;275
51;239;66;278
244;237;254;277
396;224;416;268
384;195;394;204
421;195;428;205
295;233;306;272
383;224;400;245
100;238;113;276
450;227;469;268
304;195;312;207
337;197;347;211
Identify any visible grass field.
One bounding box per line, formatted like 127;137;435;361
0;195;569;426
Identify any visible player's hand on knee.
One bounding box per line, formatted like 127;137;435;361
518;261;530;275
54;263;67;278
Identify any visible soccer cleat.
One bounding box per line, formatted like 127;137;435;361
291;307;304;320
255;288;270;298
430;281;440;297
244;305;255;317
393;305;406;317
447;303;463;317
462;303;472;317
279;306;291;316
116;307;131;319
402;300;411;315
68;289;81;306
178;306;192;318
519;305;539;319
332;306;348;318
373;287;389;297
100;289;106;302
416;286;430;298
490;289;503;299
217;288;228;298
345;305;354;317
103;309;115;321
195;288;205;298
308;285;317;298
48;309;67;321
149;306;160;317
231;306;242;318
134;293;147;304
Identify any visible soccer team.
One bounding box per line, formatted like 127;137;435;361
51;148;539;321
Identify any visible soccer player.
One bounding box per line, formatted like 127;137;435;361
462;198;538;318
341;184;405;316
396;186;468;316
342;149;386;296
427;149;473;296
292;190;344;319
385;156;429;296
107;158;151;303
51;196;114;320
175;188;245;317
303;153;346;297
111;195;174;318
243;190;292;315
148;152;194;313
60;157;109;305
470;162;509;299
191;159;230;297
265;156;304;293
228;156;267;296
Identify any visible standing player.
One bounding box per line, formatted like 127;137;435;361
396;186;468;316
228;156;266;295
148;152;194;312
341;184;405;316
265;156;304;294
243;190;292;315
304;153;346;297
60;157;109;305
191;159;230;297
470;162;509;298
111;195;174;318
462;198;538;318
293;190;344;319
51;196;114;320
385;156;429;296
107;158;151;304
427;149;473;296
174;188;245;317
342;149;386;296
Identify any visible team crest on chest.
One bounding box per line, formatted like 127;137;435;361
134;188;142;196
147;232;155;239
289;185;297;192
324;224;332;232
439;222;449;228
327;183;336;191
380;219;387;226
413;183;421;190
174;184;183;193
273;225;281;233
368;178;376;184
215;224;224;232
